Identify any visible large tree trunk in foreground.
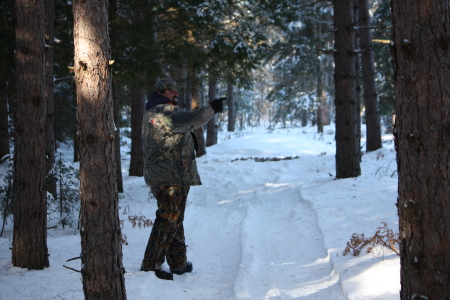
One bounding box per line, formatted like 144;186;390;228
12;0;49;270
391;1;450;299
73;0;126;298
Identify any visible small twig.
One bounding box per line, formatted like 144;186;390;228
63;265;81;273
66;256;81;262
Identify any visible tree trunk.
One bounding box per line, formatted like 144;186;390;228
316;59;324;133
0;93;9;161
191;72;206;157
206;77;217;146
73;0;126;298
109;0;123;192
316;18;324;134
227;82;235;132
359;0;382;151
322;104;331;126
44;0;56;199
129;84;144;177
73;130;79;162
184;68;193;111
333;0;361;178
112;78;123;192
391;1;450;299
301;109;308;127
12;0;49;270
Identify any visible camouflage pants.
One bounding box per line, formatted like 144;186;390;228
142;185;190;271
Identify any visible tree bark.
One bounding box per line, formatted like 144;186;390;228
12;0;49;270
73;0;126;298
44;0;56;199
333;0;361;178
227;82;235;132
206;76;217;146
129;84;144;177
391;1;450;299
360;0;381;151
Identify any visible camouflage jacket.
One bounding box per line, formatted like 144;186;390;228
142;102;215;187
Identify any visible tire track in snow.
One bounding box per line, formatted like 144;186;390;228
185;163;250;299
227;160;345;299
146;158;346;299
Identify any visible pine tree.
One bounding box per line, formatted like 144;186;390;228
73;0;126;297
333;0;361;178
372;0;394;130
391;1;450;298
13;0;49;270
359;0;381;151
44;0;57;199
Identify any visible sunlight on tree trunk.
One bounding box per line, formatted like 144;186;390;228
73;0;126;298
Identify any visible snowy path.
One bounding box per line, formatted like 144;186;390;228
121;156;345;299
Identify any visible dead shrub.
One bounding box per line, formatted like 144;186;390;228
128;215;153;228
343;222;400;256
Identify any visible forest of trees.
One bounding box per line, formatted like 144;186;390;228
2;0;449;299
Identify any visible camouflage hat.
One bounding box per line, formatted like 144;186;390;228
154;78;178;92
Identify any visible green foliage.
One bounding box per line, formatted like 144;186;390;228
266;2;334;125
0;155;14;237
47;153;80;230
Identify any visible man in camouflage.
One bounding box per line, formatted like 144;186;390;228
141;78;225;280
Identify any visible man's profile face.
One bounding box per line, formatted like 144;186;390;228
159;89;178;101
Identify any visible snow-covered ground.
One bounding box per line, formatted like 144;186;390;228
0;124;400;299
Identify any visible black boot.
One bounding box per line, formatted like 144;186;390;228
155;269;174;280
141;263;174;281
171;261;193;275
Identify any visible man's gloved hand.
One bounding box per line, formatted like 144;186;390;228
210;97;227;114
